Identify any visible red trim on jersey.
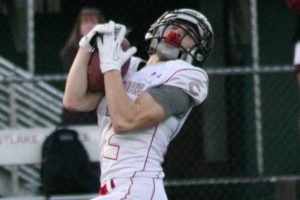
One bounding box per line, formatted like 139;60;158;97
150;178;156;200
121;172;136;200
164;68;208;83
120;174;157;200
142;125;159;170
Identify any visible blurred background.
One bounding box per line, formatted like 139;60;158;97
0;0;299;199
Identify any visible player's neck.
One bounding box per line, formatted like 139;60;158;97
146;54;161;66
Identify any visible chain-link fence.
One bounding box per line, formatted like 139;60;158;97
0;65;298;200
0;0;300;199
163;66;300;200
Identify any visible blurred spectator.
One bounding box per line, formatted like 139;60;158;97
60;7;106;125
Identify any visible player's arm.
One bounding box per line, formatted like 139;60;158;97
96;23;168;132
104;71;163;133
104;71;192;133
105;67;208;133
64;23;116;111
63;47;103;112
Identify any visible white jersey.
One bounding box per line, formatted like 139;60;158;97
97;57;208;183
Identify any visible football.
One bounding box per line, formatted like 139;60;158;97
87;38;131;93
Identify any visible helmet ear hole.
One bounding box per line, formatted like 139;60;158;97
196;52;204;62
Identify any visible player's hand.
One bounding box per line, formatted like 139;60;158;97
79;22;115;52
96;22;137;73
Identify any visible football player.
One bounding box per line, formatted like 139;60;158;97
64;8;213;200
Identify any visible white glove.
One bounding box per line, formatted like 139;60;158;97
96;23;137;73
79;21;115;52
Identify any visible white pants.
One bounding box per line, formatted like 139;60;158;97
90;177;168;200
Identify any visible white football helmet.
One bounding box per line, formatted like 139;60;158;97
145;8;214;65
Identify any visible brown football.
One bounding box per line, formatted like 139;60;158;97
87;38;131;93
